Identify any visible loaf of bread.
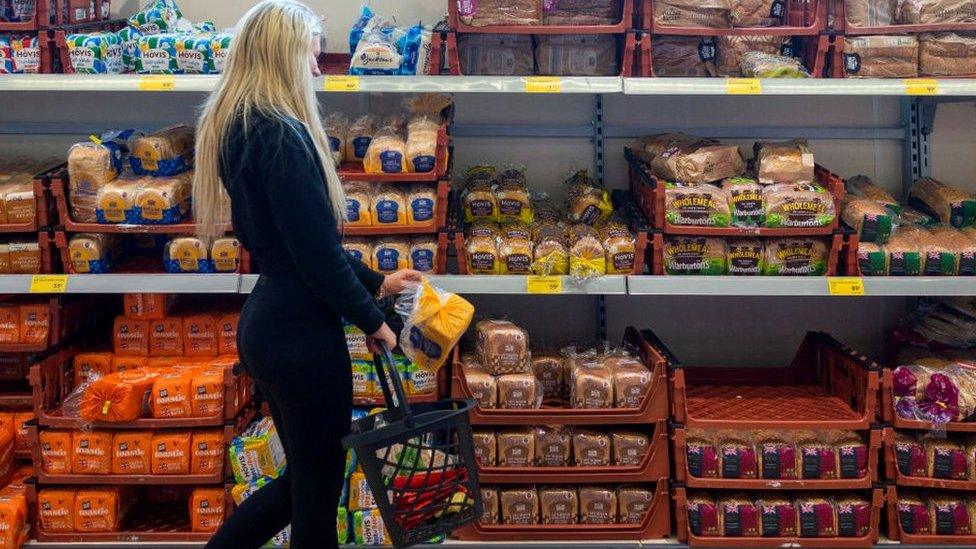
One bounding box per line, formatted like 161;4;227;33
481;487;499;524
497;429;534;467
764;237;829;275
756;495;797;536
924;437;967;479
859;226;920;276
664;236;727;275
570;234;607;278
796;495;837;537
133;173;191;224
211;237;240;273
718;493;760;536
897;492;931;535
343;237;373;268
665;182;732;227
409;236;438;274
463;361;497;408
497;374;539;409
755;430;797;479
632;133;745;185
845;175;901;213
466;235;499;274
832;431;868;479
928;495;972;535
343;183;372;227
457;34;534;76
95;177;143;224
909;178;976;228
612;431;650;466
364;127;407;174
476;320;530;374
500;487;539;525
406;184;436;226
498;237;533;275
740;51;809;77
764;183;836;228
573;430;611;467
579;486;617;525
844;0;897;27
567;181;613;226
796;431;838;480
69;233;116;274
730;0;785;26
534;426;571;466
346;115;375;163
655;0;733;28
164;237;208;273
899;0;976;24
610;356;650;408
130;124;194;177
843;35;919;78
842;196;893;244
464;179;498;223
686;492;719;536
8;241;39;274
717;432;758;479
836;495;872;537
1;179;35;225
686;429;719;478
600;222;637;275
372;187;408;226
406;116;439;173
68;142;120;223
893;431;926;477
919;32;976;77
535;34;618;76
721;176;765;227
539;487;578;525
530;351;564;401
571;361;613;409
457;0;543;26
726;238;764;276
652;36;716;77
323;113;347;165
372;237;409;274
754;140;815;185
716;36;785;77
543;0;619;25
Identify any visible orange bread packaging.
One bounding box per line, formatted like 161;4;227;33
80;369;160;423
123;293;173;320
74;487;134;533
0;430;13;488
37;488;76;532
73;352;113;386
12;412;30;452
191;430;225;475
0;306;17;344
111;431;152;475
0;493;27;547
149;316;184;357
190;487;225;532
2;465;30;497
18;302;50;345
113;317;149;356
191;368;224;417
39;431;71;474
218;312;239;355
0;415;12;439
146;356;179;369
184;313;218;357
151;371;194;418
71;431;112;474
152;431;191;474
112;355;148;373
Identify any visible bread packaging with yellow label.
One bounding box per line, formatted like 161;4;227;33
69;233;118;274
211;237;241;273
371;187;408;226
95;177;143;224
130;125;194;177
133;173;191;224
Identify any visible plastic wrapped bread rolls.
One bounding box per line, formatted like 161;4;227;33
130;124;194;176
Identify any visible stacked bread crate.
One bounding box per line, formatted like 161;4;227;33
832;0;976;79
451;323;670;541
655;328;884;546
640;0;831;77
435;0;646;77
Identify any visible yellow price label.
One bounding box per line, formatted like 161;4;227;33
905;78;939;96
138;75;176;91
29;275;68;294
526;275;563;294
726;78;762;95
828;277;865;296
525;77;561;94
324;75;360;92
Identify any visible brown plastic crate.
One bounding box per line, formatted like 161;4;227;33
439;31;647;77
881;369;976;432
447;0;636;34
834;1;976;35
30;347;252;430
674;426;881;489
663;330;879;429
28;482;230;543
881;427;976;489
675;486;883;547
0;0;105;31
644;0;825;35
453;478;670;541
478;419;668;484
885;485;976;544
626;148;846;235
451;326;669;426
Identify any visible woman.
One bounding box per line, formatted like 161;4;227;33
192;2;421;547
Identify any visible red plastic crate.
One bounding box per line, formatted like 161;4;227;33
451;326;669;426
662;330;879;429
0;0;106;31
453;478;670;542
438;30;648;77
341;180;451;239
44;18;128;74
644;0;826;35
447;0;636;34
647;33;831;78
337;126;451;183
881;427;976;490
477;419;668;484
673;426;881;489
30;347;252;430
675;486;883;547
881;368;976;432
885;485;976;544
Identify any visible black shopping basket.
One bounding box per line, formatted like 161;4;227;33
342;344;482;548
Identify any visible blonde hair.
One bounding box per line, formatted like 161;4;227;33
193;0;344;242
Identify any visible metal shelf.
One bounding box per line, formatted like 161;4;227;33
627;276;976;296
427;275;628;295
5;75;976;96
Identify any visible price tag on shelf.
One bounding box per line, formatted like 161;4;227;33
726;78;762;95
137;75;176;92
526;275;563;294
827;277;865;296
324;75;360;92
905;79;939;96
525;77;561;93
29;275;68;294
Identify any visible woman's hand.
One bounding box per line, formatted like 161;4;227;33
367;322;397;354
382;269;423;296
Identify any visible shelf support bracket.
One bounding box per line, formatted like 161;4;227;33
902;97;933;196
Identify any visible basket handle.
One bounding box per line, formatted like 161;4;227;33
372;342;416;428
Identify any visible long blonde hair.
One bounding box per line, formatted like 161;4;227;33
193;0;344;242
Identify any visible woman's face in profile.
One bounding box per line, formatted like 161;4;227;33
310;36;322;77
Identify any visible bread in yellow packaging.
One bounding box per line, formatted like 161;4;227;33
133;173;191;224
130;124;194;177
69;233;117;274
397;279;474;371
343;237;374;268
95;177;143;224
346;114;376;162
405;116;439;173
372;237;409;274
364;128;407;174
407;184;437;226
164;237;208;273
372;187;407;226
67;142;120;223
348;470;376;511
210;237;240;273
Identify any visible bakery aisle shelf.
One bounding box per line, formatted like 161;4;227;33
19;542;976;549
627;276;976;296
5;75;976;96
241;274;628;295
0;274;242;294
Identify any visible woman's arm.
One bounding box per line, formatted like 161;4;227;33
345;252;384;296
258;119;386;335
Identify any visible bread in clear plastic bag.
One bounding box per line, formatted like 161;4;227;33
716;430;758;479
344;182;373;227
600;221;637;274
497;429;535;466
539;486;578;525
349;18;402;75
763;183;836;228
498;236;534;274
717;36;787;77
68;142;122;223
754;139;815;185
566;171;613;225
211;237;240;272
909;178;976;228
457;34;534;75
500;487;539;525
755;430;797;479
496;180;534;224
395;279;474;372
664;236;727;275
364;126;407;174
323;113;348;165
133;172;191;224
476;320;530;375
652;35;717;77
927;494;972;535
164;236;209;273
579;486;617;525
726;237;764;276
497;374;542;409
665;182;731;227
95;176;144;224
409;236;438;274
923;436;967;479
371;186;407;226
717;492;760;536
130;124;194;176
730;0;785;27
919;32;976;77
570;358;613;408
844;0;897;27
405;116;439;173
569;234;607;279
740;51;809;78
532;229;569;275
762;237;828;276
655;0;733;28
466;235;499;274
573;429;611;466
842;196;894;245
406;184;437;226
342;236;373;268
534;425;571;466
457;0;543;27
372;236;409;273
720;180;766;230
842;35;919;78
686;491;719;536
69;233;118;274
464;179;498;223
845;175;901;214
346;115;376;162
686;429;719;478
899;0;976;25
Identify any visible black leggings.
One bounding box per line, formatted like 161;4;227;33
206;275;353;549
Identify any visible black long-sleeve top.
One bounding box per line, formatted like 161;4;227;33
219;111;386;335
